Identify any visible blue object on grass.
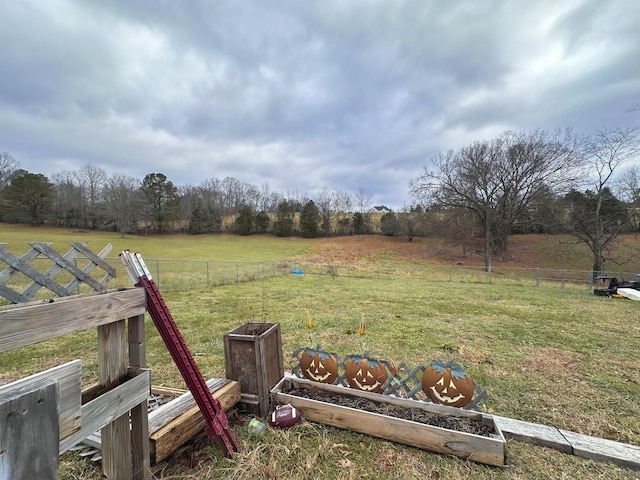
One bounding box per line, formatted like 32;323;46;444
292;269;303;275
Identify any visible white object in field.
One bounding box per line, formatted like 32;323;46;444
616;288;640;301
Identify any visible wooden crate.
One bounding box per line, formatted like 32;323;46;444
224;322;284;416
271;377;507;467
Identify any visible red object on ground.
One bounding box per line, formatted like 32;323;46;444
269;404;302;428
121;251;240;458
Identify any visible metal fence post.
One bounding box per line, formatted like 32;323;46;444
536;267;540;287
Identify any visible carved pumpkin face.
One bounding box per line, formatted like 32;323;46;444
345;356;387;393
300;347;339;384
422;360;474;408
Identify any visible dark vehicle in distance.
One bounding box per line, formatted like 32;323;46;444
593;275;640;296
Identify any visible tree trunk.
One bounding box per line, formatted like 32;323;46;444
484;230;492;273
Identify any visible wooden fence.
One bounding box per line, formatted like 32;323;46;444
0;243;150;479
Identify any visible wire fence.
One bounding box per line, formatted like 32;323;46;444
103;257;640;293
3;251;636;302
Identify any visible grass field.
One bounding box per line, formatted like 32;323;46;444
1;224;639;479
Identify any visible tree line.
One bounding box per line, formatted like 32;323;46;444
0;154;385;238
1;124;639;275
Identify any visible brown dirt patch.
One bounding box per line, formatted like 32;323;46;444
519;347;578;378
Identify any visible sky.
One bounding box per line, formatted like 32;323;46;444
1;0;639;209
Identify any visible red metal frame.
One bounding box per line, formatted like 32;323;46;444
121;251;240;457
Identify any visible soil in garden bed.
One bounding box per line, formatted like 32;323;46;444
287;387;495;437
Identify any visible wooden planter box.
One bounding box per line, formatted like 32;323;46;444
271;377;507;467
224;322;284;416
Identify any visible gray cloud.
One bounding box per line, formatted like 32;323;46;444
1;0;638;209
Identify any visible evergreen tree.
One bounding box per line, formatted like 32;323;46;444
273;199;294;237
254;210;270;233
300;200;320;238
235;205;255;235
139;173;178;233
380;211;400;236
352;212;366;234
2;171;53;225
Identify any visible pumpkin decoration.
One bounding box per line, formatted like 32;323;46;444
422;359;474;408
299;345;339;384
344;354;388;393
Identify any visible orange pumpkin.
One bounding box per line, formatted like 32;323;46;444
422;359;474;408
345;355;387;393
300;346;339;384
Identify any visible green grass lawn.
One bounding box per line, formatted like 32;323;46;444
1;225;639;479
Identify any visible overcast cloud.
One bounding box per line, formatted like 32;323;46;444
1;0;639;209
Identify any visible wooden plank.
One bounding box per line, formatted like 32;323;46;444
60;368;150;454
148;378;229;433
88;378;240;465
149;379;240;464
0;377;59;480
493;415;572;454
151;385;187;397
128;313;150;480
0;360;82;441
128;313;147;369
0;288;146;352
272;378;506;467
99;319;131;480
560;429;640;470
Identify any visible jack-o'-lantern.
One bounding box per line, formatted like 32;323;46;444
299;345;339;384
422;359;474;408
345;355;388;393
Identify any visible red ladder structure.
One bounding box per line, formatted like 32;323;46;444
120;250;240;458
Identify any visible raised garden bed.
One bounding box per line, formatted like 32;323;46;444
271;376;507;467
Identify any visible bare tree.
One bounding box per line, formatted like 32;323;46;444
354;187;374;233
104;174;140;237
50;171;84;227
410;128;584;271
316;188;352;236
616;165;640;231
0;151;20;190
78;164;107;229
565;126;640;276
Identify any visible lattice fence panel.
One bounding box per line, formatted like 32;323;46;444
291;348;487;411
0;243;115;304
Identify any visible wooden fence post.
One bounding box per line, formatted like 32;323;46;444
0;378;59;480
98;319;132;480
129;313;150;480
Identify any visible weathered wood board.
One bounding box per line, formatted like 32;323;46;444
0;288;146;352
0;360;81;441
272;377;507;467
493;415;572;454
86;378;241;465
0;377;59;480
60;368;150;454
560;430;640;471
149;378;240;464
494;415;640;470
